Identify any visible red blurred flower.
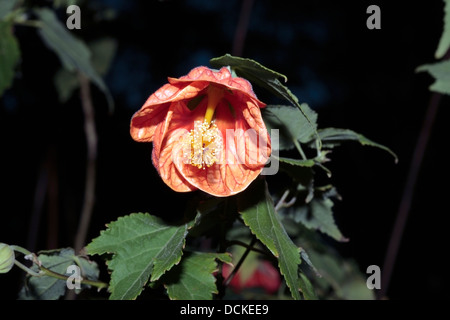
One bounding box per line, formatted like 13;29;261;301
222;260;281;294
130;66;271;197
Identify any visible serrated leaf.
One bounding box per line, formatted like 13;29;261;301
290;197;347;242
86;213;192;300
263;104;318;150
0;20;20;97
298;272;318;300
34;8;113;111
210;54;319;146
436;0;450;59
163;252;232;300
417;60;450;96
238;178;303;300
316;128;398;163
18;248;99;300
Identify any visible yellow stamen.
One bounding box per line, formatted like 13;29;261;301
181;85;224;169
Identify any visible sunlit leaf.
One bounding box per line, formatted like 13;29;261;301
86;213;193;300
238;178;304;300
163;252;232;300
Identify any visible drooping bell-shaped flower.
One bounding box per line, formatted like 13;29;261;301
130;66;271;197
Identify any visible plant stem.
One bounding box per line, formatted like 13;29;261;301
293;140;308;160
14;260;42;277
232;0;254;56
223;237;257;287
40;266;108;290
226;240;270;257
379;91;442;299
74;73;98;254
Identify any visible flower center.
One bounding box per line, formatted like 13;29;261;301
181;85;224;169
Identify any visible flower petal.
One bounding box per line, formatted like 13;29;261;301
130;81;209;142
152;102;198;192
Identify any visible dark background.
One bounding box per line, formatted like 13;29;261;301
1;0;449;299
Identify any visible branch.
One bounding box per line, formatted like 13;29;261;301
74;73;98;254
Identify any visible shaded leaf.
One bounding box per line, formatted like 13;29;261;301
298;271;318;300
283;187;347;242
277;156;315;167
163;252;232;300
86;213;192;300
263;104;318;150
436;0;450;59
210;54;319;145
238;178;303;300
35;8;113;111
315;128;398;162
417;60;450;96
0;20;20;97
307;249;374;300
0;0;18;20
54;37;117;103
18;248;99;300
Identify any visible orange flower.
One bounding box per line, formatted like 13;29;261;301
130;66;271;197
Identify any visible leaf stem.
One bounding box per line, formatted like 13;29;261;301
293;140;307;160
40;265;108;290
11;245;108;290
14;260;42;277
275;189;290;211
226;240;270;257
10;245;32;256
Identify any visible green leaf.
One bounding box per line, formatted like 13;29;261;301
0;0;18;20
54;37;117;103
436;0;450;59
18;248;99;300
307;249;374;300
316;128;398;163
298;271;318;300
34;8;113;111
210;54;319;146
417;60;450;96
238;178;303;300
263;104;318;150
277;156;315;167
163;252;232;300
282;186;347;242
86;213;192;300
0;20;20;97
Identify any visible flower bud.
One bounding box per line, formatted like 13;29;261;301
0;243;15;274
